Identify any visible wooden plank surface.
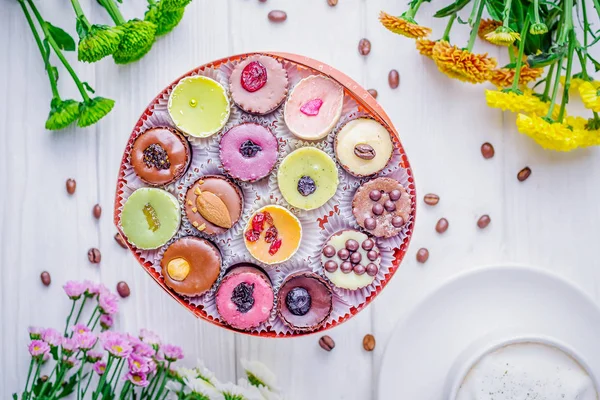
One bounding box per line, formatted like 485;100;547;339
1;0;599;399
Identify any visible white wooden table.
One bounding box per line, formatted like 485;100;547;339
2;0;600;398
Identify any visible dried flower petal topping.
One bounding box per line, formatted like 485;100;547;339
300;99;323;116
143;144;171;170
241;61;268;92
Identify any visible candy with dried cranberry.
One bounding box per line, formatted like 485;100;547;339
268;239;282;255
241;61;268;92
245;229;260;242
264;226;278;243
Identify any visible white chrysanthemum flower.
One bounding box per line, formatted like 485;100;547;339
217;381;263;400
240;360;280;392
238;379;285;400
195;359;218;386
177;367;199;382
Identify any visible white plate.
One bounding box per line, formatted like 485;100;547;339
378;265;600;399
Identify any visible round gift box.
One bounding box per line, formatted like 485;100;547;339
113;52;417;337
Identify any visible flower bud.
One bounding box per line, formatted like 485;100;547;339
530;22;548;35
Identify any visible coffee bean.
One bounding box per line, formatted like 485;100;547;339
517;166;531;182
268;10;287;22
367;89;378;99
436;218;449;234
416;248;429;263
114;233;128;249
363;334;376;351
319;335;335;351
327;0;338;6
40;271;51;286
93;204;102;219
117;281;130;298
88;248;101;264
259;0;267;2
477;215;491;229
358;38;371;56
388;69;400;89
424;193;439;206
481;142;495;159
66;179;76;195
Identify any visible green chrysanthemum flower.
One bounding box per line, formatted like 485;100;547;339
78;97;115;127
159;0;192;12
78;25;124;63
46;98;80;130
145;5;185;36
529;22;549;35
112;19;157;64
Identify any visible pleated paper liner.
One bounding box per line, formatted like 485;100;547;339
113;52;416;337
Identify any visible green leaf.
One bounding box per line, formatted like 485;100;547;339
484;0;504;21
45;22;76;51
56;373;79;399
83;82;96;94
32;376;46;396
50;346;59;360
433;0;470;18
77;97;115;127
12;394;17;400
50;66;59;83
527;52;561;68
588;54;600;72
456;15;469;24
76;17;89;39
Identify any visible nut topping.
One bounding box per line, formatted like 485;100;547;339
167;258;190;281
196;191;232;229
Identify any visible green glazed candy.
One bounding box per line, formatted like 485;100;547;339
120;188;181;250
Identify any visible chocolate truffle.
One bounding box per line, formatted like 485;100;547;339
277;272;333;333
160;236;221;297
185;175;243;235
215;263;274;331
352;177;411;238
130;127;191;186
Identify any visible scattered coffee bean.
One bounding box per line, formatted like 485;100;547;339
358;38;371;56
88;248;101;264
517;166;531;182
40;271;51;286
319;335;335;351
117;281;130;298
367;89;378;99
481;142;495;159
477;215;491;229
93;204;102;219
423;193;439;206
388;69;400;89
114;233;128;249
268;10;287;23
435;218;449;234
327;0;338;6
416;248;429;263
259;0;267;2
363;334;376;351
66;179;76;195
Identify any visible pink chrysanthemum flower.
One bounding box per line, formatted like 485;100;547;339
139;329;161;348
74;331;97;350
28;326;43;340
86;350;103;363
71;323;90;335
83;280;101;297
128;353;152;373
63;281;87;299
161;344;184;362
98;290;119;315
126;371;150;387
93;361;107;375
99;314;114;330
133;340;155;357
102;334;133;358
63;355;79;369
61;338;80;356
29;340;50;358
41;328;63;348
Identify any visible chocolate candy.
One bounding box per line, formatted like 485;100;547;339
384;200;396;212
324;260;338;273
286;287;311;316
389;189;402;201
350;252;362;264
369;190;381;201
323;245;336;258
337;248;350;260
354;264;366;275
366;263;378;277
367;250;379;261
362;239;374;251
364;218;377;230
392;216;404;228
340;261;353;274
372;203;384;215
345;239;359;252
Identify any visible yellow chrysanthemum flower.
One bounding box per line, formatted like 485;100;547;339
484;26;520;46
516;114;579;151
432;41;497;84
485;89;560;119
567;116;600;148
489;65;544;88
478;19;502;40
578;82;600;112
559;76;598;92
416;39;436;58
379;11;432;39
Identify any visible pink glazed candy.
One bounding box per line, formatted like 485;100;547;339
215;264;274;331
219;123;279;182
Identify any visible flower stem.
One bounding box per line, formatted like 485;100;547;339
153;361;172;400
145;365;163;399
442;13;457;42
467;0;486;51
72;297;88;330
468;0;480;25
108;358;125;388
23;359;34;399
511;12;530;91
405;0;426;19
26;0;90;102
69;0;91;30
93;355;114;400
502;0;513;27
558;0;573;44
81;369;94;399
97;0;126;25
47;364;67;399
76;351;86;400
17;0;59;99
545;56;565;120
542;63;555;101
37;365;56;398
532;0;542;25
558;31;576;122
87;306;99;328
